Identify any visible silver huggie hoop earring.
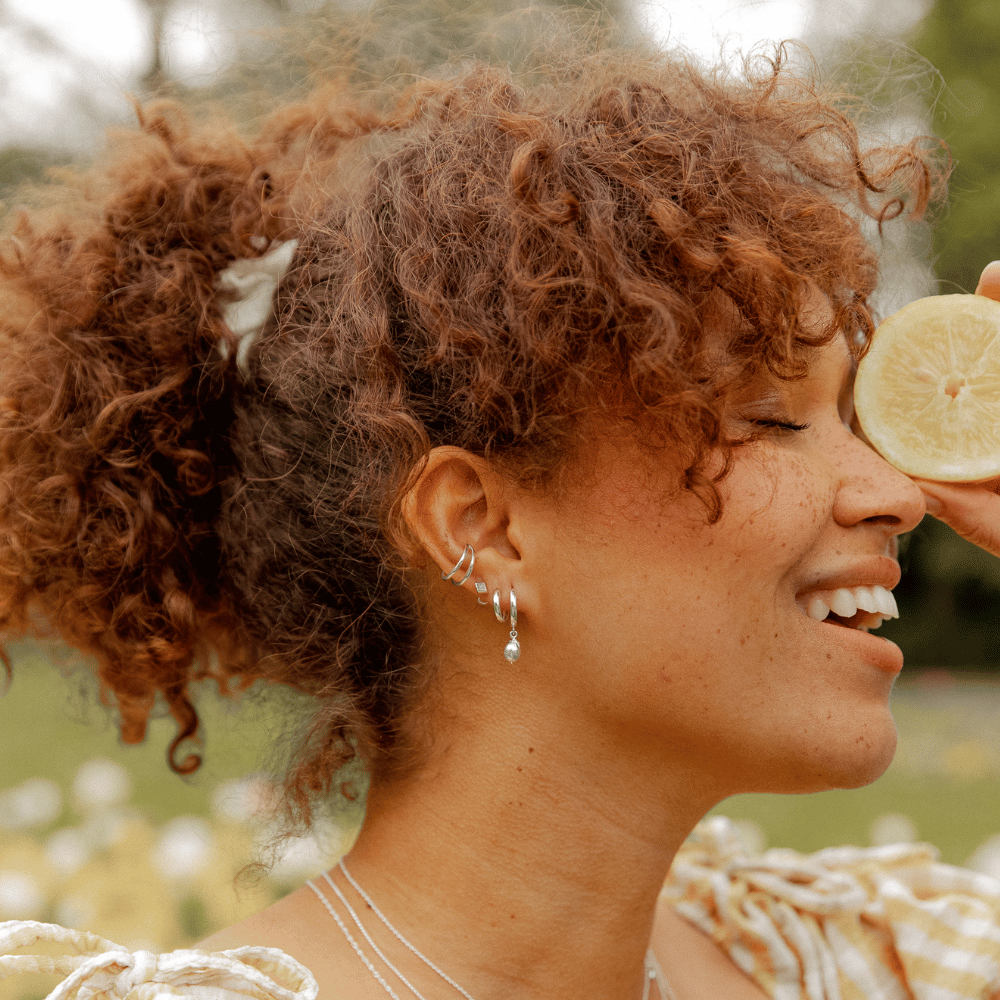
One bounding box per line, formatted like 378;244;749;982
441;544;475;586
493;589;507;622
503;587;520;663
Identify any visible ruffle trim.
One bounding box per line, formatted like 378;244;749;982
0;920;318;1000
664;817;1000;1000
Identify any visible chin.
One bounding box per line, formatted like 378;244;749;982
751;717;899;796
805;721;899;793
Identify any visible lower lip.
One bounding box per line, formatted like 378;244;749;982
813;620;904;674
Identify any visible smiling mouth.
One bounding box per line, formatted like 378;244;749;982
801;585;899;633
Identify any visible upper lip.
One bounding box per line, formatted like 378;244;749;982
795;555;901;598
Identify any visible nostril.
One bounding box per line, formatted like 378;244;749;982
864;514;902;526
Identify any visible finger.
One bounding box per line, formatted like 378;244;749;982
974;260;1000;301
914;478;1000;557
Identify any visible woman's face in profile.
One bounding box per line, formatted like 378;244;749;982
518;334;927;801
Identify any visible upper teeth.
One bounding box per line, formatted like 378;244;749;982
804;585;898;625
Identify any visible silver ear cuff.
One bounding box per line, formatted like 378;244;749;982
475;582;488;605
441;544;475;586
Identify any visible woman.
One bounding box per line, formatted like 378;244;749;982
2;15;999;1000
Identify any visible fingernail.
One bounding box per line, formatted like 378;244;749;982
922;493;942;515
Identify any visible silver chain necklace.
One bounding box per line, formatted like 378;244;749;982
307;859;679;1000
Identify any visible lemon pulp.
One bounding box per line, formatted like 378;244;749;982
854;294;1000;482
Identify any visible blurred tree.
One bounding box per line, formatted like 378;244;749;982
797;5;1000;668
885;517;1000;666
863;2;1000;669
913;0;1000;295
0;146;58;193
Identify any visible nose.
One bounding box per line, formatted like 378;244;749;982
832;430;926;536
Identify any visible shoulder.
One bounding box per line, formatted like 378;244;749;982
664;816;1000;999
1;918;318;1000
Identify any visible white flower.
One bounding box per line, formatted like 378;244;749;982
153;815;214;882
216;239;298;373
72;758;132;812
0;870;45;920
869;813;918;847
55;894;96;929
268;820;342;881
967;834;1000;880
45;827;94;877
211;776;277;823
0;777;62;830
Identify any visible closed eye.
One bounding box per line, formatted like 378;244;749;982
749;418;811;433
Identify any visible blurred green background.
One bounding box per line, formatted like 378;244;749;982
3;0;1000;969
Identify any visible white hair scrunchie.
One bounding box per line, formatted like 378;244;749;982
215;238;299;373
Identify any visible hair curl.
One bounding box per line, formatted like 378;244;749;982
0;19;946;825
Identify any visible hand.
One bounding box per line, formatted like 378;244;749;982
913;260;1000;556
914;477;1000;557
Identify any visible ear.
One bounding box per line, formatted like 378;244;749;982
401;446;521;599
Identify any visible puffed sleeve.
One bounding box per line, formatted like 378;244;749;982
663;817;1000;1000
0;920;318;1000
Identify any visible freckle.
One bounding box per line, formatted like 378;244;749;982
826;653;832;660
516;766;522;772
510;914;516;919
528;747;534;753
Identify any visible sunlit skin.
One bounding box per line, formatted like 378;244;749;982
201;312;930;1000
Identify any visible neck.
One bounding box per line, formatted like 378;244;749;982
343;683;722;1000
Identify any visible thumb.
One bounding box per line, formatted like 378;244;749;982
974;260;1000;301
915;478;1000;558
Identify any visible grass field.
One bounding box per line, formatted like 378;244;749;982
716;672;1000;865
2;642;284;827
2;641;1000;987
4;645;1000;865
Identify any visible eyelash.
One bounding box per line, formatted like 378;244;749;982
749;418;811;433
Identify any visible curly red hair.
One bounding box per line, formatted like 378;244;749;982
0;22;945;824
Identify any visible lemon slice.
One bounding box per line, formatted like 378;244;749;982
855;294;1000;482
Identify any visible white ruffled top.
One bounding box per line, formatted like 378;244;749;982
1;920;317;1000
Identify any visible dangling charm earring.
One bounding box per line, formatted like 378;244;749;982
503;588;520;663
